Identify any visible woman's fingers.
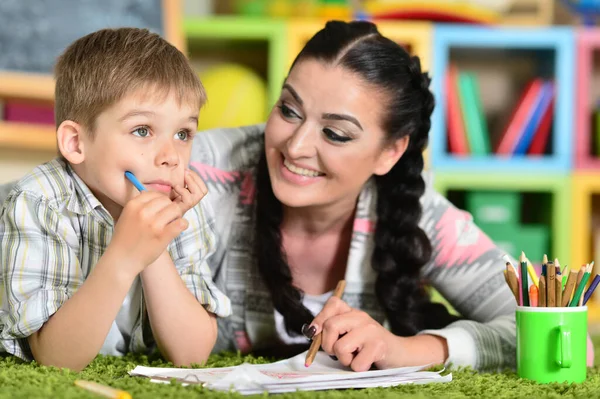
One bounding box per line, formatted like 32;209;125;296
330;328;363;367
320;310;370;354
308;297;352;337
349;336;387;372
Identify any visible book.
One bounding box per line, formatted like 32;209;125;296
129;350;452;395
527;95;553;156
446;65;469;155
458;72;490;155
495;79;543;155
513;81;554;155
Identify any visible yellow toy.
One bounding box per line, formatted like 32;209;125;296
197;63;268;131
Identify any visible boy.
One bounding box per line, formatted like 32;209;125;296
0;27;231;371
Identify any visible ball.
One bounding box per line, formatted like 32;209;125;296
197;63;268;131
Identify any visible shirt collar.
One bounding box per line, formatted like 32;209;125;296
63;161;113;224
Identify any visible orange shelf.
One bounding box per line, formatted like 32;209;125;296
0;122;56;152
0;72;55;102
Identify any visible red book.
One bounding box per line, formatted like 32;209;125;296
446;65;469;155
527;97;553;155
495;79;543;155
4;101;55;125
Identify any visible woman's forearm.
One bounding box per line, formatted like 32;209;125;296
384;334;448;369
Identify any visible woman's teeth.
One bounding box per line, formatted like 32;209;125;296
284;159;323;177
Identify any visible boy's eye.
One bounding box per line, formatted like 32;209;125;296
132;127;149;137
175;131;190;141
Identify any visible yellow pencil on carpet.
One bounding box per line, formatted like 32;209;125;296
74;380;131;399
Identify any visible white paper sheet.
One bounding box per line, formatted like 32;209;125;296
129;351;451;394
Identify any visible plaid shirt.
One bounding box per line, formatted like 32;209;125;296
0;158;231;361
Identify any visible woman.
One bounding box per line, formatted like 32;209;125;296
189;20;526;372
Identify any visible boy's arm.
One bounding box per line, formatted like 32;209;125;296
141;204;231;366
28;248;138;371
0;191;135;370
1;190;187;371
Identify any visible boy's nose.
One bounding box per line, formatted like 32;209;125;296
156;141;179;167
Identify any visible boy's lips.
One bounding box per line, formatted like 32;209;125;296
145;180;173;193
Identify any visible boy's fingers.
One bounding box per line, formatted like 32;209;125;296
129;191;164;207
184;170;202;197
186;169;208;196
164;217;189;240
173;184;192;203
138;195;175;219
153;203;184;229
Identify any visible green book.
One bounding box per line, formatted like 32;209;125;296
458;72;491;155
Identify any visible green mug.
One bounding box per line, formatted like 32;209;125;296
516;306;587;383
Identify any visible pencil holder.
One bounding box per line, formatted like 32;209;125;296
516;306;587;383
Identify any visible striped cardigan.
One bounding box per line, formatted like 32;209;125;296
190;124;517;371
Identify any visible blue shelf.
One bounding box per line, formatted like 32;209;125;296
430;25;575;173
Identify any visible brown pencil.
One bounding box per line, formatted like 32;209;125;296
555;259;562;307
576;266;586;287
305;280;346;367
505;264;519;303
547;261;556;307
561;269;579;307
539;276;547;307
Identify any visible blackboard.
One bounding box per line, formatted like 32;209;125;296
0;0;165;74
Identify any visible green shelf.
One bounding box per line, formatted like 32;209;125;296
184;16;288;109
433;172;571;263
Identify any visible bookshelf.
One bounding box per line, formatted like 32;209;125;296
0;122;56;152
0;0;183;153
571;173;600;269
499;0;554;26
434;172;571;264
575;29;600;170
184;16;287;112
286;19;432;71
430;25;574;173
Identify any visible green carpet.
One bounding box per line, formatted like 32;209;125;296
2;337;600;399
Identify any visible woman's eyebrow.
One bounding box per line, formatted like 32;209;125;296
283;83;363;130
322;113;363;131
282;84;303;105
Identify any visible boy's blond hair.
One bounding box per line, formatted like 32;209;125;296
54;27;205;133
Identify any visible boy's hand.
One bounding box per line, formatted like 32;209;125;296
109;191;188;276
172;169;208;214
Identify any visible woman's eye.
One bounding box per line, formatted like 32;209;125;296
323;128;352;143
132;127;149;137
175;131;190;141
279;103;299;119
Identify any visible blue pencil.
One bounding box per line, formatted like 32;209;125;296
125;171;146;191
583;274;600;305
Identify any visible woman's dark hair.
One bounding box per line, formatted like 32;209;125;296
255;20;461;338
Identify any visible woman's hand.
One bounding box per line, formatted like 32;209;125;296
308;296;449;371
308;296;401;371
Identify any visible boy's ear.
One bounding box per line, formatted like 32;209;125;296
57;120;86;164
373;135;410;176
